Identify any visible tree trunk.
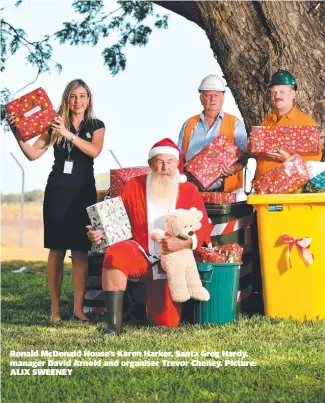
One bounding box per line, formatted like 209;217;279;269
154;1;325;161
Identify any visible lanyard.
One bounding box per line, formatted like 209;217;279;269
66;130;79;160
66;121;82;160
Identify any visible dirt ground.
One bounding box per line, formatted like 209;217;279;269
1;204;70;261
1;204;43;247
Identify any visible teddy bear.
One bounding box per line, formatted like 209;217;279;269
150;207;210;303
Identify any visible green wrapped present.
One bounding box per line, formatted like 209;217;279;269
303;171;325;193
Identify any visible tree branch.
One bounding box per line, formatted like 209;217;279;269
153;1;204;29
2;20;34;46
13;69;41;96
1;19;51;69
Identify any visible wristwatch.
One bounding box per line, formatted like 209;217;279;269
71;134;76;142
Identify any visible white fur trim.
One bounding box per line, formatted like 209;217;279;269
149;146;179;160
179;174;187;183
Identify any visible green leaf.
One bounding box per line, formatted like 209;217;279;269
102;44;126;76
1;1;169;80
72;0;103;15
155;15;168;29
133;1;153;22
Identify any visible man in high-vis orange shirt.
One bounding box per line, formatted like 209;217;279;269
178;75;248;192
255;70;322;179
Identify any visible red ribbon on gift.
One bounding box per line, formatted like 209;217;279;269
282;233;314;267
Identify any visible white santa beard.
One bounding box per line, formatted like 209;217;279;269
146;172;179;256
148;171;179;206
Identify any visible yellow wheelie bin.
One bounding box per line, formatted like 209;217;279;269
247;193;325;321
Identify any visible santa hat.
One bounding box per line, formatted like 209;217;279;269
148;138;187;183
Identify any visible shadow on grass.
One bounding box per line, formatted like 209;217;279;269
2;260;266;329
240;292;265;317
1;260;74;327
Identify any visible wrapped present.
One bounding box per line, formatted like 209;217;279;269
195;248;227;264
306;161;325;179
86;197;132;254
195;244;243;263
185;135;241;189
110;167;151;197
248;125;320;155
201;192;236;204
302;171;325;193
213;244;243;262
5;87;57;142
252;155;309;194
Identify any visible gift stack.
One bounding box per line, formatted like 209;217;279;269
5;87;57;142
195;247;227;263
86;196;132;254
186;135;241;189
110;167;151;197
302;161;325;193
248;125;320;155
201;192;236;205
252;154;310;194
195;244;243;264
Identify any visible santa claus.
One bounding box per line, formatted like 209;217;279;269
87;138;211;335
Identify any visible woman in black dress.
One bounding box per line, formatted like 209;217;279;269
7;79;105;321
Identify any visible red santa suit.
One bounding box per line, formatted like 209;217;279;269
102;174;211;328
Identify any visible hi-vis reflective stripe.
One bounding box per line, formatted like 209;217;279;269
237;285;252;302
84;289;102;300
210;213;255;237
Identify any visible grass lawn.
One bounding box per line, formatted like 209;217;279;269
1;260;325;403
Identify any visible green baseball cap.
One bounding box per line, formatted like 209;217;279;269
270;70;297;90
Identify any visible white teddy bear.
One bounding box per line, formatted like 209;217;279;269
150;207;210;303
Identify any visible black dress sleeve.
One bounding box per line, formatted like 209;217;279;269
91;119;105;131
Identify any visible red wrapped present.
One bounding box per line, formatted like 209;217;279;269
195;244;243;263
5;87;57;142
110;167;151;197
248;125;320;155
201;192;236;204
195;248;227;264
214;244;243;262
185;135;241;189
252;154;309;194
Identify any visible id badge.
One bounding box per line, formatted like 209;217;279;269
63;160;74;174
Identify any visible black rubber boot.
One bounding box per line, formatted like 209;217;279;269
123;281;147;324
102;291;124;336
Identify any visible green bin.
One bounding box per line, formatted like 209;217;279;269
188;262;241;324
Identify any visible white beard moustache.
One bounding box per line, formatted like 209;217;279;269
148;170;179;206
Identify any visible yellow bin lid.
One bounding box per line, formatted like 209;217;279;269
247;193;325;205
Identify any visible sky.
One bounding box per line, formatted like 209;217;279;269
1;0;250;195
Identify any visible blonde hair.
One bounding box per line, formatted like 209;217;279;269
50;79;94;145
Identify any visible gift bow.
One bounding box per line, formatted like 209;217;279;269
282;233;314;267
